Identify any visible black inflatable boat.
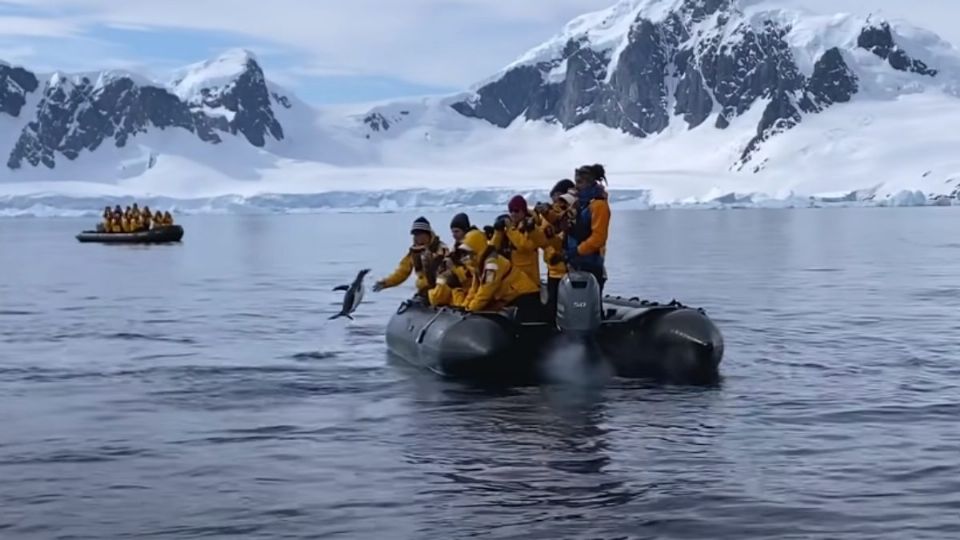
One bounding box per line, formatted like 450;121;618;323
76;225;184;244
385;271;724;384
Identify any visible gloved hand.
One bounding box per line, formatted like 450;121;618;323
483;225;495;239
534;202;551;215
494;215;508;232
548;253;564;265
372;281;385;292
444;271;461;289
518;217;536;233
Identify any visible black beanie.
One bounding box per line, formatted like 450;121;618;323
450;213;471;231
551;178;575;197
410;216;432;234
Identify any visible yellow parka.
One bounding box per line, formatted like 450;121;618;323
490;219;547;286
380;235;449;296
428;264;470;308
459;230;540;313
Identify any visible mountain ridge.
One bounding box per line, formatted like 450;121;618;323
444;0;960;171
0;48;292;172
0;1;959;206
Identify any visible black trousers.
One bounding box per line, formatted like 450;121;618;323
509;293;547;323
546;277;561;323
588;268;606;296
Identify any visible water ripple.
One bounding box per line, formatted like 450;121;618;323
1;211;959;539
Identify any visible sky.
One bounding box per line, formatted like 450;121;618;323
0;0;955;105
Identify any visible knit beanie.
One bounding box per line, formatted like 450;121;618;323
449;213;471;231
550;179;575;197
507;195;528;214
410;216;433;235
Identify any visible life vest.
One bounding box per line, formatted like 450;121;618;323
566;185;606;271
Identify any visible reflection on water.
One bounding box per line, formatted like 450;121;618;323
1;209;959;539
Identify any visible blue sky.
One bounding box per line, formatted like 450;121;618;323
0;0;955;105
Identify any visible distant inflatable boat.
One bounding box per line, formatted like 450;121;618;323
76;225;184;244
386;271;724;385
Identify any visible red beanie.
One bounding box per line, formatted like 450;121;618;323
508;195;528;214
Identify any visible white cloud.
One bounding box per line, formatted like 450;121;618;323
0;0;615;85
0;44;36;63
0;15;82;37
0;0;958;89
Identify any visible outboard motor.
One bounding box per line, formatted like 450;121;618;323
542;270;612;387
556;271;602;337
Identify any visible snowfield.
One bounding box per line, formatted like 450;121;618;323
1;0;959;216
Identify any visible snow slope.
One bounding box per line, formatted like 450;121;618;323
1;1;959;215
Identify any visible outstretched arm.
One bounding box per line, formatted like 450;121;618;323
380;254;414;288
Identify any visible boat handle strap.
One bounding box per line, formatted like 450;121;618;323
416;310;445;344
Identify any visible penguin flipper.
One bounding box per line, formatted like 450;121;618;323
328;313;344;320
332;285;349;292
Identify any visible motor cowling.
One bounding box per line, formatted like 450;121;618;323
556;271;602;335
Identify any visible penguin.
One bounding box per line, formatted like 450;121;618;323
330;269;371;320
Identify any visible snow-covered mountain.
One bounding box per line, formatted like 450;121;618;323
2;50;288;170
375;0;960;172
1;0;960;213
0;49;369;184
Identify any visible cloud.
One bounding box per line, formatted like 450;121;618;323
0;0;616;86
0;44;35;63
0;15;82;37
1;0;958;98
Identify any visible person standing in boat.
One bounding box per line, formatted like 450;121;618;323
540;180;578;322
566;164;611;293
373;217;449;301
457;229;543;321
487;197;546;287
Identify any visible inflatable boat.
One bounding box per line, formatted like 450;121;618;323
76;225;184;244
385;271;724;384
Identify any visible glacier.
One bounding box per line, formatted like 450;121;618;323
0;185;946;219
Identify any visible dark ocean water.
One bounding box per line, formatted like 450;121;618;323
1;208;959;539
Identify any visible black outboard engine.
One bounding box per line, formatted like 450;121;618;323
556;271;602;337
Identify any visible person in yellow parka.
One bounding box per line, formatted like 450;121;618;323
141;206;153;230
458;229;543;322
373;216;449;300
540;180;578;322
162;211;175;226
131;210;144;232
498;195;547;286
428;255;472;308
98;206;113;232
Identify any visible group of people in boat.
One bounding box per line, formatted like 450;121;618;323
371;163;610;322
97;204;175;234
